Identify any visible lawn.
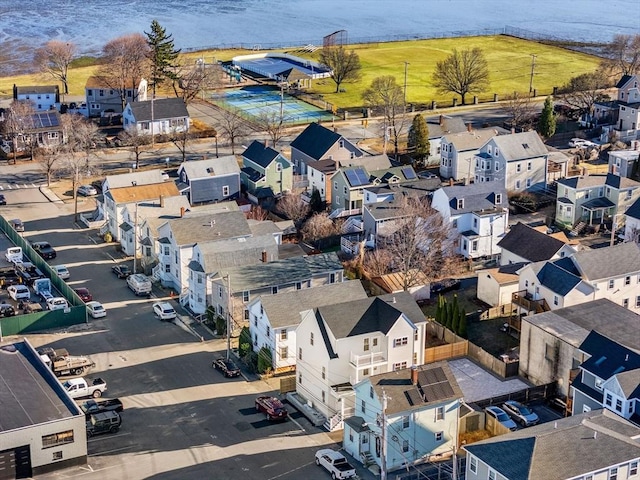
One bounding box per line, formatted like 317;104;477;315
0;35;600;110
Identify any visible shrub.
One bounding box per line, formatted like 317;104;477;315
257;346;272;374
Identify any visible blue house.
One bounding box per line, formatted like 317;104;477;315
177;156;241;205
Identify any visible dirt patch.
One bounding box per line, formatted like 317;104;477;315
467;316;519;358
460;429;493;445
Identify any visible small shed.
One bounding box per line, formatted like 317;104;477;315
370;270;430;302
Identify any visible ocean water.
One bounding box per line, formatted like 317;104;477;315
0;0;638;75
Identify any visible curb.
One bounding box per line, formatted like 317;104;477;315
39;186;64;204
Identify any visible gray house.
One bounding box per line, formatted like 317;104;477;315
177;156;241;205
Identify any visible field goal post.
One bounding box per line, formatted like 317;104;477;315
323;30;348;48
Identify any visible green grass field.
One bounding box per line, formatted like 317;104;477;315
0;35;601;110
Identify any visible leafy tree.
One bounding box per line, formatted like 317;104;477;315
537;96;557;138
432;48;489;105
362;75;407;158
145;20;181;95
309;188;325;213
257;346;272;374
407;114;430;166
33;40;77;96
319;46;362;93
602;34;640;78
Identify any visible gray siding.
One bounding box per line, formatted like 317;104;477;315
190;175;240;204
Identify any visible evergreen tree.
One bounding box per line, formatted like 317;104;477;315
145;20;181;95
451;307;460;334
451;294;460;330
309;188;325;214
444;302;452;330
537;96;557;138
407;114;430;167
435;294;444;324
458;309;467;338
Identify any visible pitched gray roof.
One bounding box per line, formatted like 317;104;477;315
369;361;463;415
178;155;240;179
168;210;251;245
317;291;425;339
536;261;582;295
259;281;368;328
340;154;391;170
614;369;640;398
626;196;640;220
242;140;282;168
439;182;507;215
106;170;165;189
129;97;188;122
191;234;279;273
491;131;548;160
464;409;640;480
442;127;504;152
497;222;565;262
572;242;640;281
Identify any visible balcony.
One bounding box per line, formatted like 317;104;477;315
350;351;386;368
512;290;550;314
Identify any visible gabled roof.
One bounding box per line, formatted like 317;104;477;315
368;362;463;415
464;409;640;480
21;112;62;131
15;85;59;95
557;173;640;190
369;165;418;183
536;261;582;295
441;127;504;152
259;281;368;328
178;155;240;179
105;170;166;189
490;131;548;160
190;234;279;273
605;172;640;190
482;262;526;285
339;153;391;170
612;369;640;398
438;182;507;215
626;196;640;220
616;74;635;89
86;76;144;89
108;182;180;203
242;140;282;168
290;122;342;160
317;291;424;339
572;242;640;281
307;158;338;174
497;222;565;262
579;330;640;379
167;210;251;246
426;115;468;138
129;98;188;122
129;195;191;233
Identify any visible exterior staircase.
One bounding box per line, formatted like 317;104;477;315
569;221;586;237
323;411;343;431
361;452;375;468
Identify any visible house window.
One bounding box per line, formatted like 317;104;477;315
516;163;522;173
436;406;444;421
244;309;249;320
494;161;499;171
298;347;303;360
457;199;464;209
362;368;370;376
616;399;623;412
494;148;499;157
609;279;615;289
275;162;282;172
473;218;478;229
472;240;478;252
495;193;502;204
222;185;230;196
266;326;270;337
364;338;369;351
545;343;554;361
99;89;104;96
197;274;203;284
488;469;497;480
334;181;338;190
435;431;443;441
625;276;631;285
349;429;354;442
469;456;478;473
253;315;258;326
370;386;374;399
343;186;348;195
630;460;638;475
218;286;223;298
361;399;366;414
322;366;326;379
242;291;249;302
402;440;409;452
330;273;336;283
280;330;287;340
322;390;326;403
553;295;559;306
394;337;408;347
516;180;521;189
272;286;278;294
296;282;302;290
609;467;618;480
52;451;63;461
605;393;612;406
526;178;532;188
298;372;302;384
402;415;410;429
393;362;407;371
218;305;223;316
87;89;93;96
452;219;458;229
165;264;171;273
624;298;629;308
414;330;418;342
42;430;74;448
527;161;532;171
637;295;640;308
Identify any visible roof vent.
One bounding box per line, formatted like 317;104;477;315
210;220;216;227
0;345;17;354
593;431;597;439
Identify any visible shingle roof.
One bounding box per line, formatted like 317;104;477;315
497;222;565;262
108;183;180;203
290;122;342;160
536;261;582;295
572;242;640;281
556;174;607;190
340;154;390;170
464;409;640;480
369;362;463;415
627;197;640;220
483;263;526;285
129;97;188;122
178;155;240;179
490;131;548;160
605;172;640;189
616;74;634;89
426;115;468;138
442;127;504;152
579;330;640;379
168;210;251;245
242;140;281;168
106;170;165;189
317;291;424;339
307;158;338;174
439;182;507;215
613;369;640;398
259;281;368;328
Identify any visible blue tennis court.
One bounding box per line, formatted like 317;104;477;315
212;86;334;125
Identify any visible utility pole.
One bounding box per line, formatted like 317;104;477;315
151;95;155;148
380;390;389;480
529;54;537;95
133;201;138;274
226;274;232;360
403;61;410;108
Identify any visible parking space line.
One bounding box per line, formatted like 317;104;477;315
88;445;133;456
288;416;306;433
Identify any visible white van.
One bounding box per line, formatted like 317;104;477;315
127;274;152;296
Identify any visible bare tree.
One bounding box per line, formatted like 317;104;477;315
301;212;341;247
319;46;362;93
557;71;612;120
117;129;152;169
98;34;150;111
33;40;77;96
170;127;194;163
215;107;249;154
277;193;309;228
501;92;537;130
432;48;489;105
37;146;61;186
1;101;36;163
252;109;287;148
362;75;408;158
362;248;394;277
246;205;270;221
172;61;223;104
62;115;99;173
602;34;640;78
372;195;459;291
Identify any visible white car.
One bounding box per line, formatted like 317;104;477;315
52;264;70;280
7;284;30;301
47;297;69;311
153;302;176;321
568;138;587;147
77;185;98;196
86;301;106;318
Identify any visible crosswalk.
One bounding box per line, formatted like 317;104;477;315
0;182;44;190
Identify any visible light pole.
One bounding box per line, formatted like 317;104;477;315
225;274;231;360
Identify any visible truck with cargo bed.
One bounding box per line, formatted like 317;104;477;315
78;398;124;419
314;449;356;479
62;377;107;399
38;347;96;377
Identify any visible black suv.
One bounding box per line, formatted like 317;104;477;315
0;194;6;206
0;303;15;317
30;241;57;260
212;358;241;378
86;411;121;437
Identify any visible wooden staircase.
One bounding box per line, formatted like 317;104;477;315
569;221;586;237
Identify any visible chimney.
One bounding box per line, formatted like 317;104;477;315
261;250;267;262
466;123;472;132
410;366;419;386
392;296;396;303
180;206;185;217
439;115;444;126
159;195;164;207
449;178;454;186
593;431;597;439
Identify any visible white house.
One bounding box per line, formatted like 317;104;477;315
13;84;59;111
344;362;462;473
497;222;577;266
295;291;427;430
431;182;509;260
122;97;189;136
624;196;640;243
439;127;506;182
248;281;368;373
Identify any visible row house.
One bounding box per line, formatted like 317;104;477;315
345;362;462;473
247;281;368;373
295;291;427;429
431;182;509;260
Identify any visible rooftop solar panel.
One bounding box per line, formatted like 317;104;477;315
402;167;417;179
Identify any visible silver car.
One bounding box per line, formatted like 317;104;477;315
502;400;539;427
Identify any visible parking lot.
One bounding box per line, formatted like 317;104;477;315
0;187;348;480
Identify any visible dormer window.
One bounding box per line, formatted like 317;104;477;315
495;193;502;204
457;199;464;209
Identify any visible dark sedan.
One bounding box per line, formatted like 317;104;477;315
111;265;131;279
30;241;57;260
212;358;241;378
74;287;93;302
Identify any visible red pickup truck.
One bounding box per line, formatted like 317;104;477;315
255;396;288;421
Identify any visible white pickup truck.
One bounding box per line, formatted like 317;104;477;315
62;377;107;399
315;449;356;479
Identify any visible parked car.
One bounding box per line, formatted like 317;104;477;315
30;241;57;260
485;405;517;431
74;287;93;302
7;284;30;301
212;358;241;378
255;396;288;421
52;264;70;280
153;302;176;321
0;303;16;317
0;194;6;206
568;137;586;147
10;218;24;232
79;398;123;419
111;264;131;279
315;449;356;479
47;297;69;311
86;301;106;319
78;184;98;196
430;278;461;294
502;400;539;427
86;411;121;437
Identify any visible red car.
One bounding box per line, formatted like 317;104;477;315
255;396;288;421
74;288;93;302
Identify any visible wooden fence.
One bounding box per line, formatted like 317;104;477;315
479;303;515;320
279;375;297;394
